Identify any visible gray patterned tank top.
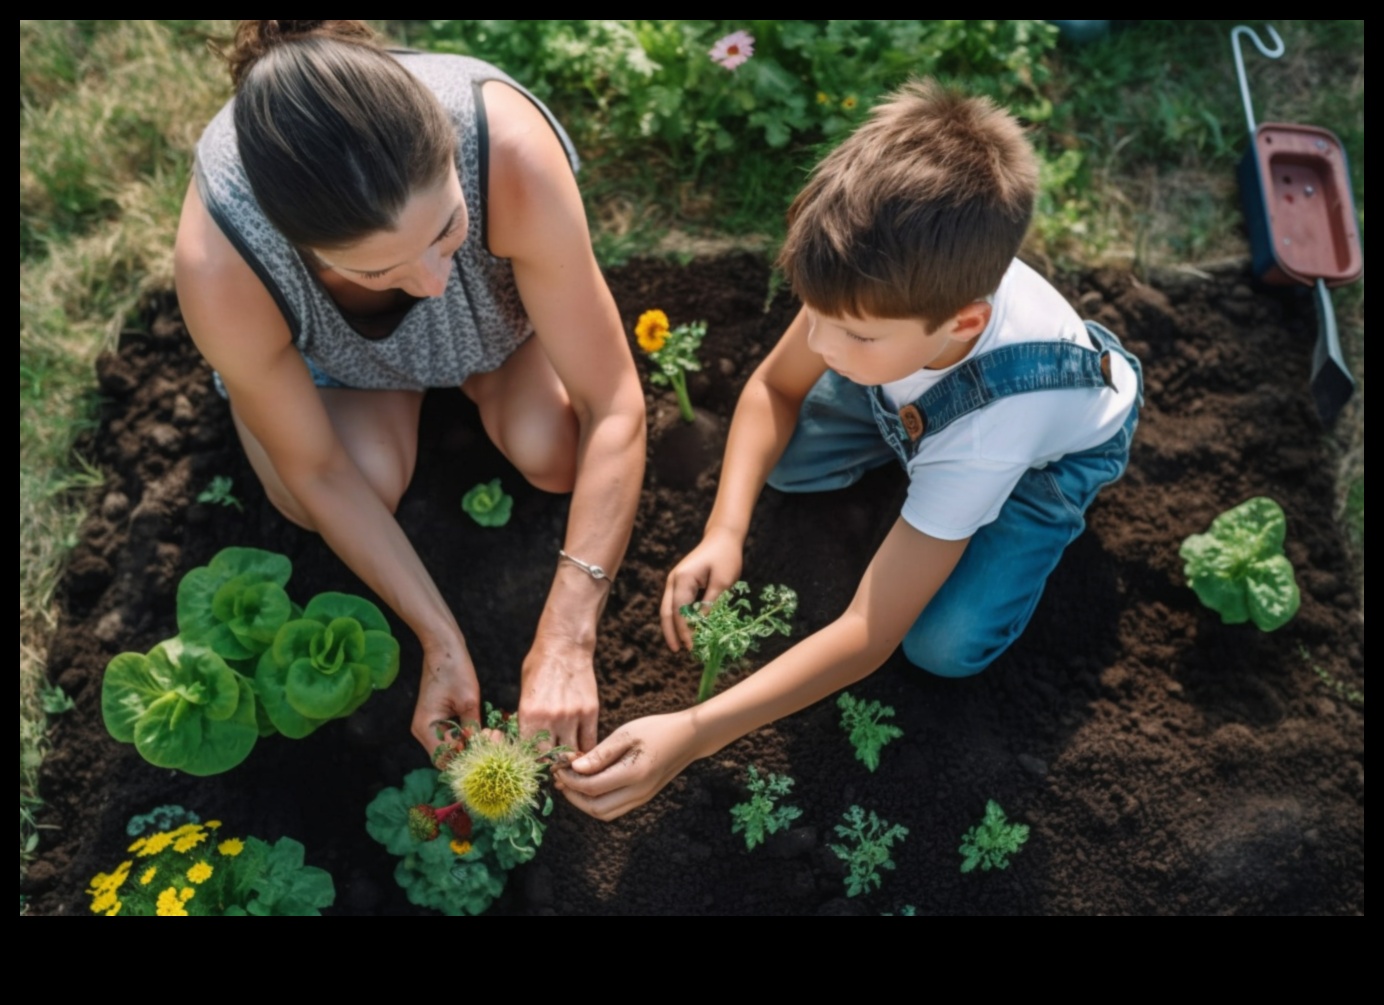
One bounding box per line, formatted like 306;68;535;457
194;52;580;391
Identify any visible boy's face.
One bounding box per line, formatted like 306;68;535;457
804;305;986;385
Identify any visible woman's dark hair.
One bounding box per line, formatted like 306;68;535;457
222;20;456;250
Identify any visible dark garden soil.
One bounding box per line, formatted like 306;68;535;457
26;254;1364;915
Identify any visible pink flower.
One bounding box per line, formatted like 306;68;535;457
709;30;755;71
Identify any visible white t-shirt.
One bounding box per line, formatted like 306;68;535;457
880;259;1138;541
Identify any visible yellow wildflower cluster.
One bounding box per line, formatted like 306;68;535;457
92;819;244;916
450;838;473;856
155;886;196;917
635;309;670;353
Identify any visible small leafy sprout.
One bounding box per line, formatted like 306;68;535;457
730;764;803;851
837;691;903;772
39;681;75;715
1179;497;1301;631
959;800;1030;873
636;308;706;423
681;581;797;702
462;478;513;528
1299;645;1364;708
197;475;243;511
883;905;917;916
830;805;908;897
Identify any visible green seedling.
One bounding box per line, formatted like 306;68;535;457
830;805;908;897
730;764;803;851
39;681;75;715
1179;497;1301;632
959;800;1030;873
681;581;798;702
837;691;903;772
883;905;918;916
196;475;243;512
462;478;514;527
1299;645;1363;708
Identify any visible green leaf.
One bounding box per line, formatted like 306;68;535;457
254;649;325;739
178;548;294;659
1245;555;1301;632
302;592;390;634
285;656;356;719
1180;498;1299;631
462;479;514;527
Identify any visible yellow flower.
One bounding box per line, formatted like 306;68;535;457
173;829;208;853
104;901;122;917
89;890;117;914
156;887;189;917
140;866;158;886
205;820;222;830
217;837;245;858
841;95;858;110
449;839;473;856
88;861;134;896
170;823;201;837
816;91;831;105
138;831;174;857
180;887;196;902
127;837;147;853
635;309;670;353
187;861;214;884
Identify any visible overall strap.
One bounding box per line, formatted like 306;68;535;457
880;325;1117;453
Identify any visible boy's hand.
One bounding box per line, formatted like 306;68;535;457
554;711;699;820
661;527;744;650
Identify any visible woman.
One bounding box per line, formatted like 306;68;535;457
174;21;645;756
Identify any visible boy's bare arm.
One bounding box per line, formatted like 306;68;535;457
661;307;828;648
561;518;969;820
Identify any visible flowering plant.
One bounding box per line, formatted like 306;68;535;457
635;308;705;423
708;30;754;71
367;764;551;916
87;818;334;916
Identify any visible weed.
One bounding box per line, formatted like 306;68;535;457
837;691;904;772
729;764;803;851
38;682;75;716
1299;646;1363;709
681;581;797;702
959;800;1030;873
830;805;908;897
196;475;244;511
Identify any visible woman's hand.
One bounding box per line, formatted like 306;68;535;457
554;711;700;820
518;635;599;754
410;637;482;756
661;526;744;651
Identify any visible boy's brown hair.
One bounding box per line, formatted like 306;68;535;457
778;79;1039;332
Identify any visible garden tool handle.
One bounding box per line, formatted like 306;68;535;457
1231;24;1285;138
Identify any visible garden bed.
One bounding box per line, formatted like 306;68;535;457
26;254;1364;915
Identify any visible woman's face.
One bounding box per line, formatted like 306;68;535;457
312;168;468;298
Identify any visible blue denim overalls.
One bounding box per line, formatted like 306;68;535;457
769;322;1143;677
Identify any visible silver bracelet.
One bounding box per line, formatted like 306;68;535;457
559;549;612;583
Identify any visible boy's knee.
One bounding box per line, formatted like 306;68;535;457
901;631;994;679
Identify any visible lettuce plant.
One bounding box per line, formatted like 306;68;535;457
959;800;1029;873
681;581;798;702
1179;497;1301;632
462;478;513;527
730;764;803;851
177;547;294;661
366;767;549;917
837;691;904;772
101;638;259;776
254;592;400;738
830;805;908;897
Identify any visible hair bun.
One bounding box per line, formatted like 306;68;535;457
221;20;377;88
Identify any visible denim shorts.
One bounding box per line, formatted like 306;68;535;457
211;352;352;400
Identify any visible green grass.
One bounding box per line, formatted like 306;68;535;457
17;19;1365;878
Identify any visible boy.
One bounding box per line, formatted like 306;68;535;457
557;80;1142;819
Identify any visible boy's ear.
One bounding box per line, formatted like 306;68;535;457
950;300;992;341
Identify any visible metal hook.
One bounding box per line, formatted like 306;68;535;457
1231;24;1286;138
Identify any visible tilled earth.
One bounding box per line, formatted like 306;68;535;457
26;254;1364;915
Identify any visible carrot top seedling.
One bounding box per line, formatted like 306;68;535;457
959;800;1030;873
830;805;908;897
681;581;797;702
730;764;803;851
837;691;903;772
